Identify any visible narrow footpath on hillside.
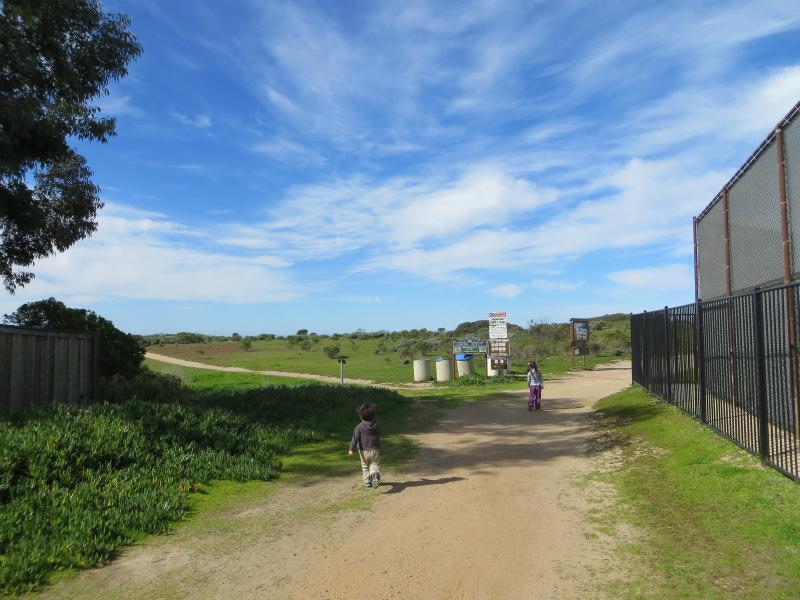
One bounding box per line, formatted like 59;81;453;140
37;362;633;600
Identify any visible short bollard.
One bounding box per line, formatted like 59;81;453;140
338;358;346;384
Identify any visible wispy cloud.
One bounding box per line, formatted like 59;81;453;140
532;279;584;292
172;113;212;128
608;264;695;293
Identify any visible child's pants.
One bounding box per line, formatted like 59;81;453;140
358;449;381;484
528;385;542;409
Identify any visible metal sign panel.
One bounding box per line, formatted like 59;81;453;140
489;339;510;356
489;312;508;339
452;336;488;354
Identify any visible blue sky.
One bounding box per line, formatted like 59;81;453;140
3;0;800;336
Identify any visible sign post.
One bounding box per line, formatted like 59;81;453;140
488;312;511;376
570;318;589;369
452;336;489;380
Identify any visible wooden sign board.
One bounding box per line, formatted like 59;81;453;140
489;339;510;356
491;357;508;370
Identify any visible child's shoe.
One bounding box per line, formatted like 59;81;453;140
371;472;380;488
365;481;372;488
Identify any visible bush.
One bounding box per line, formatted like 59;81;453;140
323;345;340;359
240;339;252;352
3;298;144;378
0;382;409;594
176;332;206;344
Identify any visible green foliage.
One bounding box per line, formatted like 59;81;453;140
0;374;408;594
0;0;142;291
239;338;252;352
3;297;144;378
230;333;242;341
296;329;309;336
592;386;800;599
323;345;341;359
176;332;206;344
300;339;312;351
445;374;518;387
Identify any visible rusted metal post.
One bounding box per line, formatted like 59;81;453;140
693;217;700;303
776;128;800;441
722;188;738;407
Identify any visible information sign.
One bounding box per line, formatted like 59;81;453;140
491;357;508;370
570;318;590;367
452;336;488;354
489;339;510;356
489;312;508;339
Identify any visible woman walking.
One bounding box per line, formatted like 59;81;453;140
526;361;544;411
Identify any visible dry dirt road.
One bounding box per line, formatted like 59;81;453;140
37;362;632;600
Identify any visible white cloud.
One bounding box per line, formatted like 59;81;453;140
608;264;694;292
172;113;213;128
10;209;301;305
489;284;522;299
532;279;584;292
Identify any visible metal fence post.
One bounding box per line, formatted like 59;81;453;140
753;288;770;458
696;300;707;422
643;310;649;390
664;306;671;403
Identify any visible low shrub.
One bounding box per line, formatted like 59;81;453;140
0;382;408;594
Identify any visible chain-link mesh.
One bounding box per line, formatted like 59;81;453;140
696;104;800;300
696;200;728;300
727;141;784;294
785;117;800;280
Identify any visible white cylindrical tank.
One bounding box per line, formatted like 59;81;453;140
435;357;452;382
456;354;475;376
413;359;431;382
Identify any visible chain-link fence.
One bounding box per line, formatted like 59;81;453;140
632;282;800;483
695;101;800;300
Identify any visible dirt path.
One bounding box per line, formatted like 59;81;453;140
145;351;435;389
37;362;632;600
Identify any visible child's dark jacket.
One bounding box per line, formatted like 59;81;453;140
349;421;381;452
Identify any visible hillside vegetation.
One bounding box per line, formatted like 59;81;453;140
140;314;631;382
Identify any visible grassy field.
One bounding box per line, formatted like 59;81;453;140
7;355;800;598
591;386;800;599
145;337;627;384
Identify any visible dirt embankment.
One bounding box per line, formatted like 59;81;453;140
38;361;633;600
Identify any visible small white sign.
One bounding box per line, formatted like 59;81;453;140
489;312;507;339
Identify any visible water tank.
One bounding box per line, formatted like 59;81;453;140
456;354;475;376
435;357;452;382
413;359;431;382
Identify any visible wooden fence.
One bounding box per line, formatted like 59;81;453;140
0;325;100;410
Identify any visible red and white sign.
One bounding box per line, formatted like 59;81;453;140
489;312;507;339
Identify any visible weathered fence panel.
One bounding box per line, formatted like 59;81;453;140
0;325;99;410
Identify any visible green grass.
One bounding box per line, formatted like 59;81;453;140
145;338;629;384
0;377;410;595
144;358;322;390
591;386;800;599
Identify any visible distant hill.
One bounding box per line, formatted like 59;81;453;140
449;320;524;337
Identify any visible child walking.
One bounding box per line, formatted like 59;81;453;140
527;361;544;411
348;403;381;488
